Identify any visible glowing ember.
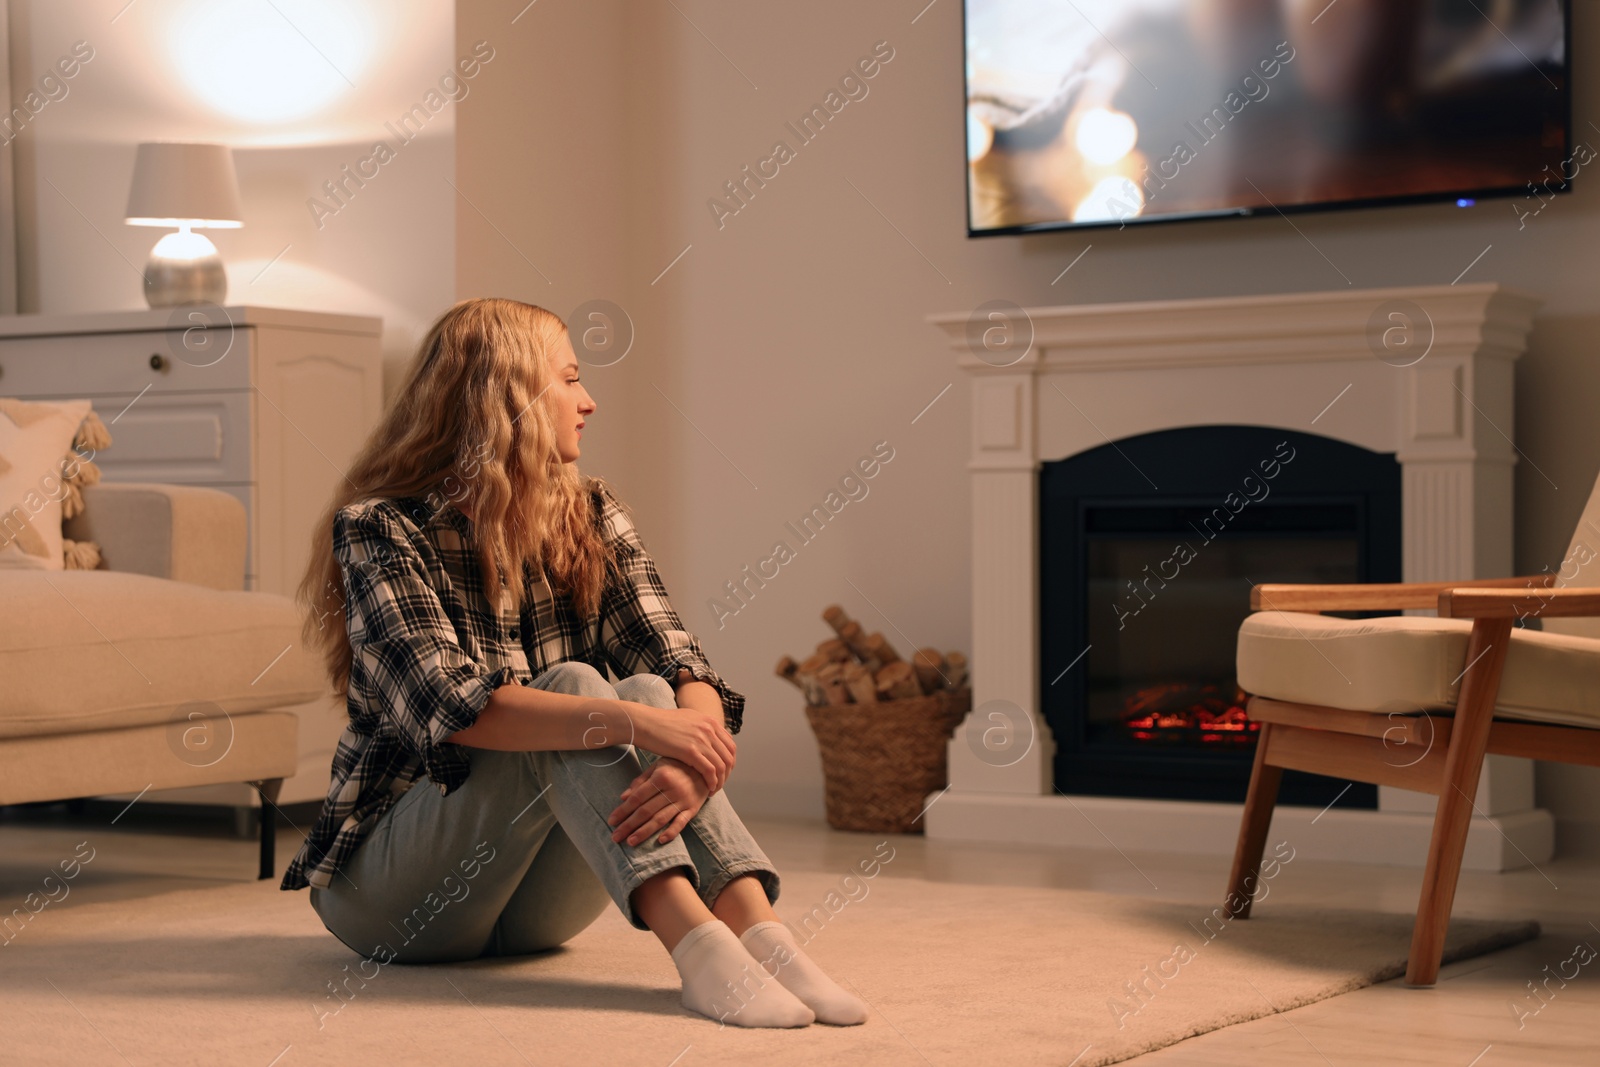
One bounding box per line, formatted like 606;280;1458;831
1119;682;1258;747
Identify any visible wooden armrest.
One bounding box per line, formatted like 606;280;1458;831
1251;576;1552;613
1438;587;1600;619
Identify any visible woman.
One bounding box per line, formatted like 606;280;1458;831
282;298;866;1029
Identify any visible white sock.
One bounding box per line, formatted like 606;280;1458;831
670;920;814;1028
739;920;869;1025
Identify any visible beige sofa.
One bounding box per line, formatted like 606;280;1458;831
0;483;326;878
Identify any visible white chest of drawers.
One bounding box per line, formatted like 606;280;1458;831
0;305;383;595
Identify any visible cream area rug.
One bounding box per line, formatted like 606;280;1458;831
4;867;1535;1067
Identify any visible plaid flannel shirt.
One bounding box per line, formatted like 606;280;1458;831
281;478;744;891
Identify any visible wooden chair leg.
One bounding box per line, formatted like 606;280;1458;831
1406;617;1512;986
251;778;284;881
1227;719;1283;920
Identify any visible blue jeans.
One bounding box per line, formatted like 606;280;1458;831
309;662;779;963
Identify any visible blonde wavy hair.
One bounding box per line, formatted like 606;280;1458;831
299;297;613;694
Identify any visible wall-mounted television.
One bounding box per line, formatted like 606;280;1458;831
964;0;1571;235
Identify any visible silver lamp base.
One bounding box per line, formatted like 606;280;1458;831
144;252;228;308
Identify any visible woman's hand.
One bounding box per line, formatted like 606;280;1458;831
615;701;735;792
607;757;710;846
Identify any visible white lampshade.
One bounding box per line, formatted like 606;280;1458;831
124;142;243;229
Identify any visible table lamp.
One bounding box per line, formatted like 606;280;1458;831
124;142;243;308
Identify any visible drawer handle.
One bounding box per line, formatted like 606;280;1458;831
149;353;167;371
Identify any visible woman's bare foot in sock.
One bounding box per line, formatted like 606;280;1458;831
672;920;814;1028
739;921;869;1025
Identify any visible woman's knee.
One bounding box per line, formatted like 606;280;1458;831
614;672;675;709
525;737;646;785
533;661;614;698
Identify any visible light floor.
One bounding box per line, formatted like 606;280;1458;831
1;801;1596;1065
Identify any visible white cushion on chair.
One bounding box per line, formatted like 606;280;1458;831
1237;611;1600;728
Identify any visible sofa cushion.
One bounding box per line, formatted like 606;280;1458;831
0;570;327;738
0;397;91;570
1237;611;1600;728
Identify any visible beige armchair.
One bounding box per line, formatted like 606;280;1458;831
1225;476;1600;985
0;483;325;878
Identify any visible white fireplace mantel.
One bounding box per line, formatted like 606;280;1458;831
926;283;1553;871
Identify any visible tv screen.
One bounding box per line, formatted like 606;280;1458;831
964;0;1571;235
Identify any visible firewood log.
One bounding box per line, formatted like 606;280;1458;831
816;637;852;664
876;659;902;700
865;632;902;665
774;655;804;690
815;661;851;705
837;619;868;658
842;662;878;704
944;651;968;690
796;653;829;705
875;660;921;700
912;648;945;694
822;604;853;638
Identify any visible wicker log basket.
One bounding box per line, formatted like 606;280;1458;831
778;605;970;834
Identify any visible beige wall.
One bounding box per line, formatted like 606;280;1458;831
11;0;456;397
458;0;1600;843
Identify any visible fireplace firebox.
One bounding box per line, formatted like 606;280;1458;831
1040;425;1402;806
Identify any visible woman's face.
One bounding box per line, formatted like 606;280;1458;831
548;332;595;464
